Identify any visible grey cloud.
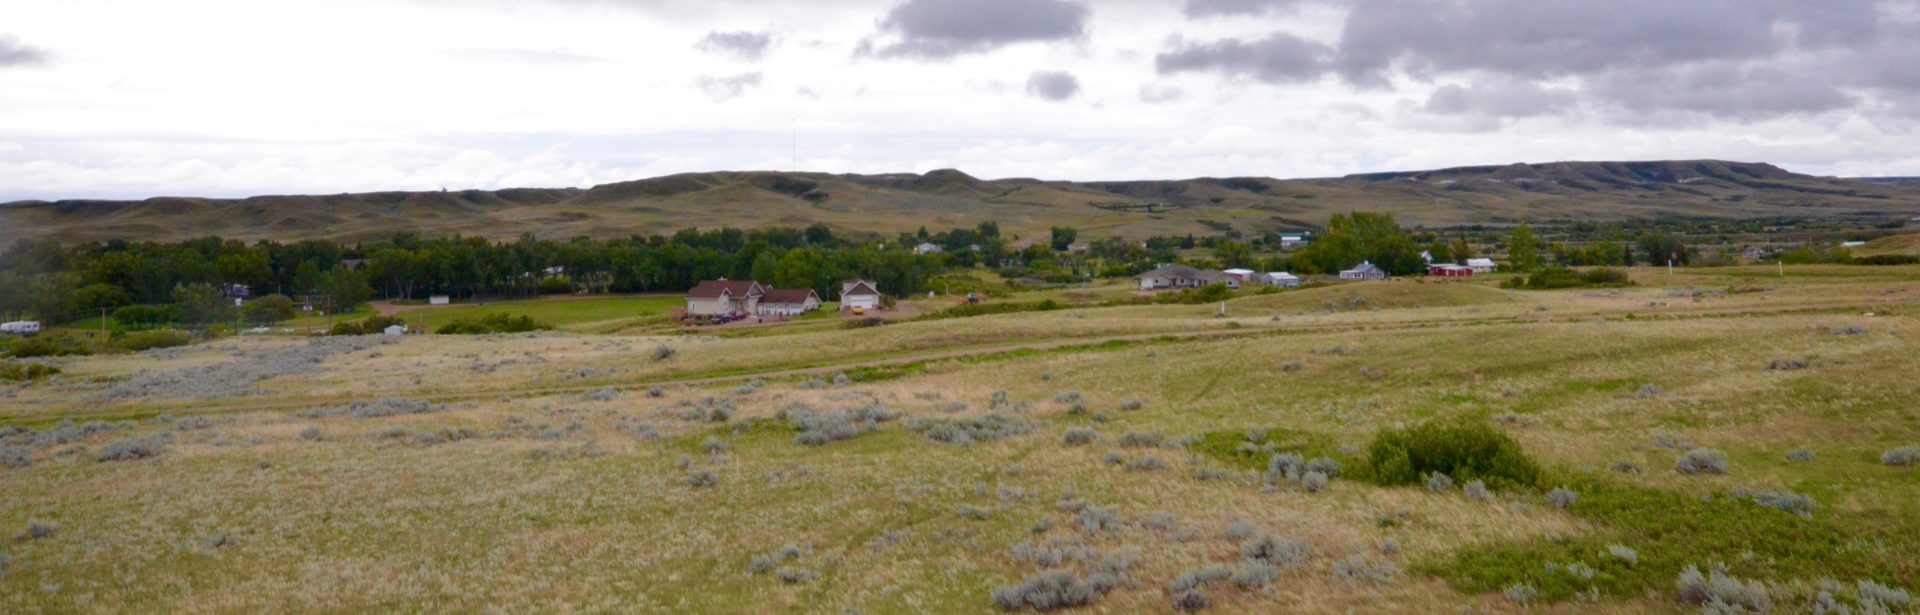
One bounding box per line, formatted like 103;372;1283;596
0;35;49;68
1331;0;1895;87
864;0;1089;60
1423;79;1576;118
1182;0;1305;17
1138;84;1184;103
1589;63;1856;120
696;30;774;61
1155;32;1332;84
695;72;763;101
1026;70;1080;101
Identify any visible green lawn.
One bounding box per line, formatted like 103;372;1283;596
289;295;686;334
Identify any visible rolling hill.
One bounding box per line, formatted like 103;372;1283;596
5;160;1918;244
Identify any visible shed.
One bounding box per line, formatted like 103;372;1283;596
1465;258;1497;273
841;279;883;311
383;324;407;337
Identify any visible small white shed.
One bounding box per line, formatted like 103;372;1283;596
429;295;451;305
383;324;407;337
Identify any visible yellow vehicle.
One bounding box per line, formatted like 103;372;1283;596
851;305;865;315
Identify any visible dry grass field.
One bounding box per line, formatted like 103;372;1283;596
5;266;1920;613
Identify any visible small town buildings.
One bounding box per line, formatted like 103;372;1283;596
686;279;765;317
840;279;883;312
913;242;944;255
1265;272;1302;288
1137;264;1240;291
1465;258;1497;273
1338;261;1387;281
758;288;822;316
1428;263;1474;277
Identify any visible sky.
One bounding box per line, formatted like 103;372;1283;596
2;0;1919;201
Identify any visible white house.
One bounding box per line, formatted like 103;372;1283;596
685;279;766;317
1279;234;1308;248
429;295;451;306
1221;268;1256;282
1465;258;1497;273
382;324;407;337
913;242;944;255
1137;264;1239;291
1338;261;1387;281
840;279;883;312
1265;272;1302;288
1;321;42;335
757;288;822;316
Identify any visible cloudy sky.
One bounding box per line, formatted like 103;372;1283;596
2;0;1918;200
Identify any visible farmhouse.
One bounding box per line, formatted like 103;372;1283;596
1137;264;1240;291
1339;261;1387;281
1221;268;1256;282
685;279;765;317
840;279;883;312
1428;263;1474;277
913;242;944;255
1265;272;1302;288
757;288;821;316
1466;258;1497;273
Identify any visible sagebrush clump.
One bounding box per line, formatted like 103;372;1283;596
1675;448;1729;475
1676;564;1773;612
1882;445;1920;467
1060;427;1096;446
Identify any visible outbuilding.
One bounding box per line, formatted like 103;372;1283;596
1338;261;1387;281
840;279;883;312
758;288;822;316
1466;258;1497;273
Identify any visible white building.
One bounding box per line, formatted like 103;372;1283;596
840;279;883;311
1136;264;1239;291
1265;272;1302;288
1465;258;1497;273
1338;261;1387;281
429;295;451;306
382;324;407;337
757;288;822;316
1;321;42;335
913;242;944;255
685;279;766;317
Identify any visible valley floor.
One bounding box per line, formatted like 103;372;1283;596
4;266;1919;613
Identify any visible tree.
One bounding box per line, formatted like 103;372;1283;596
1508;225;1543;272
318;267;373;312
1296;212;1423;275
1212;240;1253;268
1449;236;1474;264
241;294;296;324
173;282;234;326
1637;232;1690;266
1050;227;1078;252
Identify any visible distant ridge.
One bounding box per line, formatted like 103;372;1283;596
6;160;1919;244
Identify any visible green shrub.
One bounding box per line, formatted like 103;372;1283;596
330;314;407;336
1364;420;1540;488
113;329;192;352
0;362;60;381
2;335;92;358
1502;267;1633;290
436;313;549;335
112;304;180;328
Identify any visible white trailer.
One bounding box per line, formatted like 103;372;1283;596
1;321;43;335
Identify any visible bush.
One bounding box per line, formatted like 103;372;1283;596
1768;357;1810;371
651;344;677;361
1;445;29;468
1170;590;1209;612
1463;480;1494;502
1330;555;1400;587
114;329;194;352
1675;565;1772;612
1425;472;1454;493
1547;487;1578;509
1503;267;1634;290
991;570;1104;612
909;414;1033;446
22;519;58;540
0;362;60;382
328;315;407;336
436;313;549;335
1241;534;1311;568
1675;448;1729;475
1882;445;1920;467
1365;420;1541;488
4;335;92;358
1060;427;1096;446
98;435;168;461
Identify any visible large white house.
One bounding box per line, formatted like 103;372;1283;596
840;279;883;311
685;279;765;316
1137;264;1239;291
758;288;822;316
1338;261;1387;281
1465;258;1497;273
1265;272;1302;288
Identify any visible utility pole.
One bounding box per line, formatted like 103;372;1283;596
101;307;108;338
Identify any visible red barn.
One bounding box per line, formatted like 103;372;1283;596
1428;264;1474;277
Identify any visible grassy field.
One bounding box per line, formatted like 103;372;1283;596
4;266;1919;613
283;294;692;335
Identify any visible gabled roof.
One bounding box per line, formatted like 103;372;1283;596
688;279;764;299
761;288;819;304
1138;264;1205;280
1342;261;1382;274
1466;258;1497;267
842;279;881;296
